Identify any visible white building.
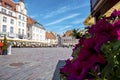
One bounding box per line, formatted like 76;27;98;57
0;0;27;39
46;32;58;47
61;36;79;47
61;30;79;47
27;17;46;42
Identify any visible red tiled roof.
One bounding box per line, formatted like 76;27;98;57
63;30;73;37
46;32;56;39
0;0;16;11
27;17;34;25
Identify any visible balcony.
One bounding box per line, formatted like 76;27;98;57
8;33;16;38
18;34;24;39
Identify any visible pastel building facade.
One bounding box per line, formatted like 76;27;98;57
46;32;58;46
27;17;46;42
61;30;79;47
0;0;27;39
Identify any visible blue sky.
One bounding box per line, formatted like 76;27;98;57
13;0;90;34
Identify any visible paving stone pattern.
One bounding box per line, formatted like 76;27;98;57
0;47;72;80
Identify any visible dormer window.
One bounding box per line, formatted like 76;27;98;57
5;3;12;10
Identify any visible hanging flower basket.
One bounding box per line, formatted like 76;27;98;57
60;10;120;80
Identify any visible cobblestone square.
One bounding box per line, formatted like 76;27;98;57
0;47;72;80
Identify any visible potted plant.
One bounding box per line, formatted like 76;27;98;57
2;35;8;55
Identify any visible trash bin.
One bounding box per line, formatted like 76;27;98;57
7;42;12;55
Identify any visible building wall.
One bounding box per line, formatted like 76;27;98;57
0;0;27;39
61;36;79;46
16;1;27;39
32;25;46;42
45;32;58;46
91;0;120;20
0;5;17;37
27;24;46;42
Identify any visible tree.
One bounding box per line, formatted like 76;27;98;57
72;29;82;39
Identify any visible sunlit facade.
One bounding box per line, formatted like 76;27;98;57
46;32;58;47
27;17;46;42
84;0;120;27
0;0;27;39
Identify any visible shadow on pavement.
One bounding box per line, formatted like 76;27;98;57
52;60;65;80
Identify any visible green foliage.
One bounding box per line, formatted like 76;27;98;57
101;40;120;80
72;46;81;60
72;29;82;39
60;74;67;80
83;31;91;38
2;36;8;50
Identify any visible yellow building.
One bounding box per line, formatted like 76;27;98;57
84;0;120;27
90;0;120;20
84;15;95;26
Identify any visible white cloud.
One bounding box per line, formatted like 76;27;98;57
29;14;38;19
45;13;80;26
60;25;71;31
71;18;85;24
44;6;69;18
44;3;89;19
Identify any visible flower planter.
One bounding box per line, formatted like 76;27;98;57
60;9;120;80
2;36;8;55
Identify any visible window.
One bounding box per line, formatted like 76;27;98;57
21;10;23;13
27;33;30;37
18;28;21;34
6;4;12;10
10;19;14;24
19;21;21;26
19;15;21;19
2;25;7;32
8;11;12;16
10;27;14;33
22;23;24;27
36;29;38;32
22;29;24;35
28;27;30;31
23;17;25;20
1;8;6;14
3;17;7;22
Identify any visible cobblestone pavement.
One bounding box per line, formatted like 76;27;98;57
0;47;72;80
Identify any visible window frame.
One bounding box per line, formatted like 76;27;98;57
2;25;7;32
1;8;6;14
3;16;7;22
10;19;14;24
